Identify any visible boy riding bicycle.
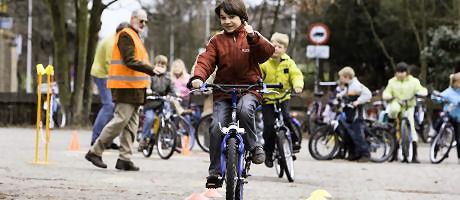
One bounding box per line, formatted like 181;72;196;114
189;0;275;188
139;55;176;150
335;67;372;162
382;62;428;163
259;32;304;168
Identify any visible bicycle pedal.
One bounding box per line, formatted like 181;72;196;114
293;155;297;161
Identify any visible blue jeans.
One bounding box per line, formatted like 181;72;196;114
209;94;259;175
142;109;156;140
91;77;114;144
339;117;369;157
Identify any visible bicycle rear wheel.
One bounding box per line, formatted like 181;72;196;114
174;115;195;153
308;125;339;160
368;127;396;163
276;129;294;182
195;114;212;153
430;124;455;164
156;122;177;159
225;137;239;200
400;118;413;162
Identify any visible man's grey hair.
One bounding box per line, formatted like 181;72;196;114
131;9;147;18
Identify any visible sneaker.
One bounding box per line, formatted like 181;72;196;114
206;173;223;188
85;151;107;168
115;159;140;171
264;154;274;168
251;146;265;164
293;143;301;154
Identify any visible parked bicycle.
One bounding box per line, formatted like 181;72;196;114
301;82;338;137
414;96;432;143
429;91;459;164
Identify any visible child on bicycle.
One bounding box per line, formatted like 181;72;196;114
259;32;304;168
438;72;460;163
139;55;176;150
382;62;428;163
335;66;372;162
189;0;275;188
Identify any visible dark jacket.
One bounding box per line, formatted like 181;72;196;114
111;26;155;105
191;25;275;101
144;73;176;110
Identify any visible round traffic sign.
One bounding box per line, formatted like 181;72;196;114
307;23;330;45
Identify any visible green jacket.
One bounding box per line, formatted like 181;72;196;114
260;53;304;104
90;34;115;78
382;75;428;107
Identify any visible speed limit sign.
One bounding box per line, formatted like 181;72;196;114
307;23;330;45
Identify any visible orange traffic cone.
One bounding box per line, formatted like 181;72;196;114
181;135;191;156
202;189;222;198
184;193;209;200
68;130;80;151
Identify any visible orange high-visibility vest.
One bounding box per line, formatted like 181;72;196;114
107;27;150;88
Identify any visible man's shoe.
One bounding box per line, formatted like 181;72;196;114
205;173;223;188
85;151;107;168
265;154;274;168
115;159;140;171
251;146;265;164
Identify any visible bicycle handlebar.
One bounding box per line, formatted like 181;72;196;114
189;82;283;94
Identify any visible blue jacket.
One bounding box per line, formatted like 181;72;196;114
441;87;460;122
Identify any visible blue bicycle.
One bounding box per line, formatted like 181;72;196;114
194;82;281;200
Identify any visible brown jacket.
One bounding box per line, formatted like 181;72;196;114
111;26;155;105
192;25;274;101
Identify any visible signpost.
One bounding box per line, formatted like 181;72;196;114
307;23;330;93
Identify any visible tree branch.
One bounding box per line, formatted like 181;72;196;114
103;0;119;9
361;2;395;70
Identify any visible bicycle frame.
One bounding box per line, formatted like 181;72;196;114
219;88;247;184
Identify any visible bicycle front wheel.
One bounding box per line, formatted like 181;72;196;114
430;124;455;164
156;122;177;159
195;114;212;153
400;118;413;162
276;129;295;182
225;137;239;200
174;115;195;153
308;125;339;160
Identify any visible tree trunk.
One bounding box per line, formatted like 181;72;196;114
82;0;104;126
45;0;71;121
270;0;282;37
257;0;267;33
403;0;428;84
71;0;89;125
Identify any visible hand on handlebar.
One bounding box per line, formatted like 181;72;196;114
191;79;203;89
294;87;302;94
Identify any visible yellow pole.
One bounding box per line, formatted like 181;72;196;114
34;64;43;164
44;65;54;164
44;72;51;164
